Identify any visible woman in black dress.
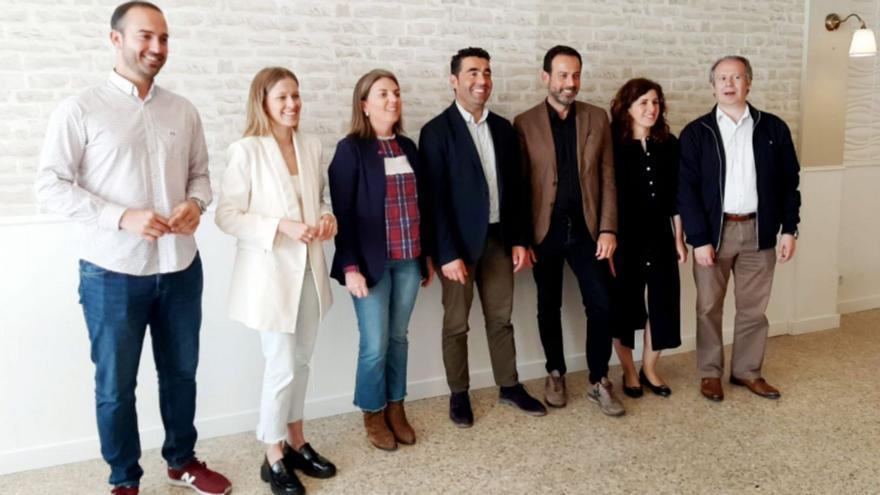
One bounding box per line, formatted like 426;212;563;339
609;78;687;398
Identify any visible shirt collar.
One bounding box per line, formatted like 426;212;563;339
108;70;157;101
546;99;576;123
455;100;489;125
715;105;750;126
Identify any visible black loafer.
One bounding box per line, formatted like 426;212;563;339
622;374;643;398
261;456;305;495
284;442;337;479
640;369;672;397
449;390;474;427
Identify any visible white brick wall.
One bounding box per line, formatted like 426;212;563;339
0;0;806;216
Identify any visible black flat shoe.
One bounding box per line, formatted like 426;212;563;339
622;376;643;398
284;442;337;479
261;456;305;495
640;369;672;397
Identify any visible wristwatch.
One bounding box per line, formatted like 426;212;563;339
189;197;207;215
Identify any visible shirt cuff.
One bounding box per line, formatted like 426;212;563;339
98;203;127;231
343;265;359;273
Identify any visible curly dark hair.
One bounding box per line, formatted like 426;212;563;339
609;78;670;142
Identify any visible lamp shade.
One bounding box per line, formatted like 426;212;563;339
849;28;877;57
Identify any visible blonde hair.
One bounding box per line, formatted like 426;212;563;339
349;69;404;140
243;67;300;137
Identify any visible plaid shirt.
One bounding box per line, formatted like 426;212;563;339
380;138;421;260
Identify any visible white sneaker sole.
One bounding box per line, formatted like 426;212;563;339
167;478;231;495
586;393;626;416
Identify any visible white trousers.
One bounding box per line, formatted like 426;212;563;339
256;269;320;443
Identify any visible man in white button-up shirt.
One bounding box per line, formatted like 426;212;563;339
35;3;230;494
679;55;801;404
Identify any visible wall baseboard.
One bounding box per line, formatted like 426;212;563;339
0;317;831;476
0;410;263;476
788;314;841;335
838;295;880;315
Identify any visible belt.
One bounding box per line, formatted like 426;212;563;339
724;213;756;222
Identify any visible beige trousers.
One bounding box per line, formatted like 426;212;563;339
693;219;776;379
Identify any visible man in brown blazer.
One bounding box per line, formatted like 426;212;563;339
514;45;624;416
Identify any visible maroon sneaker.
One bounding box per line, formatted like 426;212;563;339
111;487;138;495
167;458;232;495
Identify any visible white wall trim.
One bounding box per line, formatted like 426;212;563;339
0;410;261;476
839;295;880;314
842;161;880;169
788;313;841;334
801;165;845;172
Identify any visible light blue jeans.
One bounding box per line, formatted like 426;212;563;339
351;259;421;412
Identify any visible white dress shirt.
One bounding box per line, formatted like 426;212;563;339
35;71;212;276
716;106;758;215
455;101;500;223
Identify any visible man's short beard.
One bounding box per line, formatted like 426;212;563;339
550;89;576;106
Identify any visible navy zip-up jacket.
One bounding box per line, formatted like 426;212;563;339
678;103;801;251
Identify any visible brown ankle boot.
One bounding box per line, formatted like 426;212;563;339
363;411;397;451
385;400;416;445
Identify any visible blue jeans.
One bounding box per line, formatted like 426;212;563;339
78;254;203;487
351;259;421;412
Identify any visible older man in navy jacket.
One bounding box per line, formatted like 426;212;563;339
419;47;546;427
678;55;801;402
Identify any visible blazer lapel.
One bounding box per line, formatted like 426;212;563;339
260;136;300;221
532;104;558;183
446;104;486;180
293;133;315;224
486;114;506;201
575;102;591;175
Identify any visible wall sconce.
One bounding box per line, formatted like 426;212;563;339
825;13;877;57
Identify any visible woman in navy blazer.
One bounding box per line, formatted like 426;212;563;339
328;69;434;452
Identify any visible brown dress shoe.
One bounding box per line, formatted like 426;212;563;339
385;400;416;445
544;371;567;408
363;411;397;451
700;377;724;402
730;376;781;399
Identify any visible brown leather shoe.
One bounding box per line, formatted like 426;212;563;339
363;411;397;451
730;376;781;399
700;377;724;402
385;400;416;445
544;371;567;408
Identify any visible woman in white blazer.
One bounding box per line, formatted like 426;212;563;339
215;67;336;495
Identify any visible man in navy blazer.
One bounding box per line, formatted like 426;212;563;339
419;47;546;427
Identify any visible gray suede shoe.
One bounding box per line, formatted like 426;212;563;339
544;370;567;408
587;377;625;416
